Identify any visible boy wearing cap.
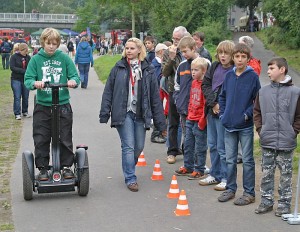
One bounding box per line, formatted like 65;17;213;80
151;43;168;143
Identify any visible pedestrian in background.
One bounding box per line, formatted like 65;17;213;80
192;32;212;63
254;57;300;216
1;37;13;69
10;43;31;120
99;37;166;192
75;37;94;89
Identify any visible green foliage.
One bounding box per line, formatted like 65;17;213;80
93;54;122;83
197;21;232;45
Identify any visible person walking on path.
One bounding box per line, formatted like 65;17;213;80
254;57;300;216
10;43;31;120
99;37;166;192
1;37;13;69
218;43;261;205
75;37;94;89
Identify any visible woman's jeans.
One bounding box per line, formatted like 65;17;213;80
207;114;226;182
116;111;146;185
78;63;90;88
225;127;255;196
184;120;207;173
11;79;30;116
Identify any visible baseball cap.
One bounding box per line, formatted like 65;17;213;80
155;43;168;52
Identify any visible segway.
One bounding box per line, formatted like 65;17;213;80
22;82;89;200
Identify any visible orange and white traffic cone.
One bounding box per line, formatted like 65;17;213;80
151;159;164;181
167;175;180;199
136;151;147;166
174;190;191;216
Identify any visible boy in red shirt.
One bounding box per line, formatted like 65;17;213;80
175;57;209;180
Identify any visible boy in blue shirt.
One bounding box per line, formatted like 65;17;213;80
218;43;261;205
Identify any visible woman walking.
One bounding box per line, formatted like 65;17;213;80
99;38;166;192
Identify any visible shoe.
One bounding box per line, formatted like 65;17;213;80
127;182;138;192
38;168;49;181
15;115;21;120
62;167;75;179
275;207;291;217
218;190;235;202
187;171;205;180
199;175;220;186
234;193;255;206
214;182;227;191
151;135;166;144
204;165;210;174
255;203;273;214
174;166;193;176
22;112;31;118
167;155;176;164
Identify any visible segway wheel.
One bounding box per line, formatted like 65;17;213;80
78;153;89;196
22;154;33;200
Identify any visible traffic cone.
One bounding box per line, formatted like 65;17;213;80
136;151;147;166
151;159;164;180
174;190;191;216
167;175;180;199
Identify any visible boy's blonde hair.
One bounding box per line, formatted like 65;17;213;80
122;37;147;61
215;40;235;64
178;36;196;50
39;28;61;48
191;57;208;71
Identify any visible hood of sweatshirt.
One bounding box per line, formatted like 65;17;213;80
78;41;90;50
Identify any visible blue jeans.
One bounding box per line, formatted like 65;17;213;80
2;53;10;69
116;111;146;185
207;114;226;182
183;120;207;173
225;127;255;196
78;63;90;88
11;79;30;116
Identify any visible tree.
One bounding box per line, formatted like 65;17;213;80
235;0;260;19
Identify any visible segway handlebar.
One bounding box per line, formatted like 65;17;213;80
43;82;77;88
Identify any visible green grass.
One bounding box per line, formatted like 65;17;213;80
93;54;122;83
256;29;300;73
0;224;14;231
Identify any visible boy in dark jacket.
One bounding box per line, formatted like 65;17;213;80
218;43;260;205
254;57;300;216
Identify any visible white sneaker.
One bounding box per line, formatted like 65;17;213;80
22;112;31;118
199;175;220;186
204;165;210;174
15;115;21;120
214;182;226;191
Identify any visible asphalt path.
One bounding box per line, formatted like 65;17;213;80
11;34;300;232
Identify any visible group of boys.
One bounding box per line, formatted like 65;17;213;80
144;26;300;217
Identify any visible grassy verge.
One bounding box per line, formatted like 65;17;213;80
0;62;20;231
256;29;300;73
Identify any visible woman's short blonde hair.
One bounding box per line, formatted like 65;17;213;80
122;37;147;61
19;43;28;52
40;28;61;48
12;43;20;54
80;36;87;42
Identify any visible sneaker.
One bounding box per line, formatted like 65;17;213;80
15;115;21;120
255;203;273;214
214;182;227;191
218;190;235;202
275;207;291;217
38;168;49;181
151;135;166;144
204;165;210;174
22;112;31;118
62;167;75;179
199;175;220;186
234;193;255;206
187;171;205;180
127;182;138;192
175;166;193;176
167;155;176;164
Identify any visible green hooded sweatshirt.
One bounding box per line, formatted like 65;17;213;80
25;48;80;106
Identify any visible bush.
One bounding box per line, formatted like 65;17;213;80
196;21;231;46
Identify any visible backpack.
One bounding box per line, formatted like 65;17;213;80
67;42;74;51
1;42;12;53
248;57;261;76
